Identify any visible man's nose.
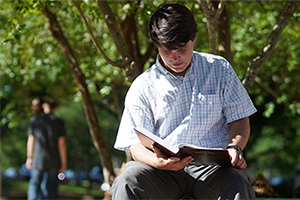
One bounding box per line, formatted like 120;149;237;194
170;51;180;61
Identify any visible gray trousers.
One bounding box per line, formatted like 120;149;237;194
111;161;255;200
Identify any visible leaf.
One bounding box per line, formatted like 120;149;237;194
122;3;131;11
3;39;12;44
19;24;26;30
14;34;20;40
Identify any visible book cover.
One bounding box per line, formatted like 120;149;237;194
134;126;231;166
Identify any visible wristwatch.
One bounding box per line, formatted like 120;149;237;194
226;145;243;156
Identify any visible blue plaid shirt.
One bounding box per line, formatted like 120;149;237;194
114;52;257;151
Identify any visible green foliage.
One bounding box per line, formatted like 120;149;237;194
247;105;300;176
1;119;29;169
1;0;300;181
264;101;275;118
227;1;300;177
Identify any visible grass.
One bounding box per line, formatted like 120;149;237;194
59;181;105;198
2;179;29;190
1;179;105;199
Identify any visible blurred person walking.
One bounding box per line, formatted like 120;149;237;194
26;98;67;200
27;97;46;199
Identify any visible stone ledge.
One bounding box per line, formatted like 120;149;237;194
258;199;300;200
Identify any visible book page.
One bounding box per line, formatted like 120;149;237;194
134;126;179;155
134;126;231;166
178;143;224;150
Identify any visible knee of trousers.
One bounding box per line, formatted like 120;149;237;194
214;167;255;199
111;161;155;197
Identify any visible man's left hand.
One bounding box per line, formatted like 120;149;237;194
227;148;247;169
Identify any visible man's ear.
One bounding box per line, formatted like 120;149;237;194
192;33;197;44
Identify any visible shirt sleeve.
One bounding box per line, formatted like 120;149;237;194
223;63;257;123
57;119;66;137
27;116;36;136
114;77;155;151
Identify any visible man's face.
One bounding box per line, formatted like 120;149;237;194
158;39;196;76
31;99;42;115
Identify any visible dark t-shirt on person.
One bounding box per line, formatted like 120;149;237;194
28;113;66;170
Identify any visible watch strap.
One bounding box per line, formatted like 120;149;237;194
226;145;243;156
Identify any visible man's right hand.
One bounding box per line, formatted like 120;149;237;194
130;143;194;171
26;157;32;171
151;144;194;171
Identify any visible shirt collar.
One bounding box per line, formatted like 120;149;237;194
155;53;195;79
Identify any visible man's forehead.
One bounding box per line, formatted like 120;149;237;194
32;99;41;106
160;41;190;51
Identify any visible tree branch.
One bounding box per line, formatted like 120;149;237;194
255;76;290;108
71;0;124;68
214;0;226;22
94;81;124;120
96;0;139;82
242;1;300;91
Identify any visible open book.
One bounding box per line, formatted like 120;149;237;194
134;126;231;166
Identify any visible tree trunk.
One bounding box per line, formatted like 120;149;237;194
118;2;155;74
42;7;116;186
199;0;226;55
212;1;232;63
200;0;217;55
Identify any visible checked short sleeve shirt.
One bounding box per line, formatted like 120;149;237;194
114;52;257;152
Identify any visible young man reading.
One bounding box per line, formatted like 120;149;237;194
112;3;256;200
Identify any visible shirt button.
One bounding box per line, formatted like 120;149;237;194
188;100;191;104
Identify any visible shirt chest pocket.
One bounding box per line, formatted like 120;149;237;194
192;94;223;124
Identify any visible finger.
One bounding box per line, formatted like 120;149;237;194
239;157;247;169
234;156;247;169
175;156;193;166
152;144;166;157
151;145;181;163
168;156;181;163
236;161;247;169
167;156;193;171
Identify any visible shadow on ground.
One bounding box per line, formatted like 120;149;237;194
1;188;100;200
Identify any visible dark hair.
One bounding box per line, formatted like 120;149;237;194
35;97;44;105
149;4;198;50
31;97;44;115
45;98;57;109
